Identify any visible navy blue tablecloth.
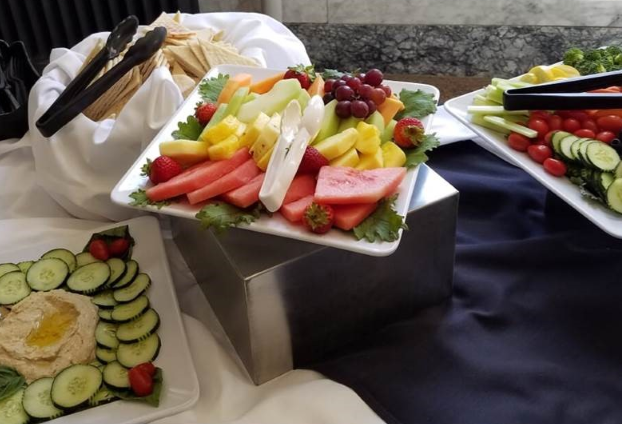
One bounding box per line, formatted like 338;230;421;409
308;141;622;424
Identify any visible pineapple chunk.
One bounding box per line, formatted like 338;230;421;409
239;112;270;147
381;142;407;167
256;145;275;171
235;122;247;138
208;135;240;161
355;121;381;155
159;139;211;166
355;147;384;170
330;148;359;168
250;113;281;163
314;128;358;160
199;115;241;144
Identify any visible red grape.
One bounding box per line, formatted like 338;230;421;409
335;85;355;101
358;84;374;100
347;77;362;91
333;80;347;91
380;85;392;97
365;99;377;116
340;74;352;82
351;100;369;118
322;93;334;104
324;79;336;93
357;73;366;81
370;88;387;105
335;101;352;118
364;69;384;87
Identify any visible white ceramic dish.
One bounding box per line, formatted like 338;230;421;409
0;216;199;424
112;65;439;256
445;89;622;239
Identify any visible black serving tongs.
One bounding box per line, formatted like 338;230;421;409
504;69;622;111
36;16;166;137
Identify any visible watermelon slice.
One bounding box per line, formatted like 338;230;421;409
332;203;378;231
283;174;316;205
314;166;406;205
146;148;250;202
187;159;261;205
280;195;314;223
222;173;265;208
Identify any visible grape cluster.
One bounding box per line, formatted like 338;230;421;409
322;69;391;119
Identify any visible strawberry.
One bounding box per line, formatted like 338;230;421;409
298;146;329;174
302;203;334;234
393;117;425;149
195;102;217;126
284;64;316;90
142;156;183;184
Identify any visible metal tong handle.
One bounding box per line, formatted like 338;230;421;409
36;26;166;137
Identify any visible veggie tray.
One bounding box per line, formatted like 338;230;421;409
445;50;622;239
0;217;198;424
112;65;440;256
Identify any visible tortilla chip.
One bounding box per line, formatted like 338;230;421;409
173;11;182;23
150;11;191;34
173;74;196;98
201;42;259;68
213;30;225;42
168;45;205;78
195;28;216;43
171;61;186;76
189;39;209;73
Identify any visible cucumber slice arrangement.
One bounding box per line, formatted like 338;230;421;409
117;309;160;343
114;273;151;303
112;259;138;289
117;333;161;368
0;389;28;424
41;248;77;273
0;263;20;278
103;361;131;389
17;261;33;274
89;387;117;407
76;252;98;268
549;131;622;214
22;377;63;420
0;271;31;305
51;364;103;409
92;290;118;309
106;258;127;287
96;346;118;363
26;258;69;291
96;321;120;349
67;262;110;294
111;295;150;322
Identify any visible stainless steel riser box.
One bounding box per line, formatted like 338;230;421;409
172;165;458;384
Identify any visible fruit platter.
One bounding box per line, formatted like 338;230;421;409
445;45;622;238
112;65;440;256
0;217;198;424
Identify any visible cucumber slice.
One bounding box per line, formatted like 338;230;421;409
95;321;119;349
111;295;149;323
76;252;99;268
88;387;117;407
606;179;622;214
111;260;138;290
96;346;117;363
0;389;28;424
17;261;33;274
117;309;160;343
0;271;31;305
117;333;161;368
67;262;110;294
579;140;596;166
26;258;69;291
106;258;126;288
102;361;130;389
551;131;571;156
51;364;102;409
113;273;151;303
22;377;63;420
598;172;615;196
483;115;538;138
570;138;590;163
616;162;622;178
0;263;20;278
586;142;621;172
41;248;76;273
559;136;580;162
98;308;115;322
90;360;105;371
92;290;118;309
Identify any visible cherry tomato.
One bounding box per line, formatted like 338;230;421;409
89;239;109;261
596;131;616;144
109;238;130;257
527;144;553;164
530;110;550;121
556;110;572;119
543;158;567;177
566;111;589;121
133;363;156;377
596;115;622;132
128;367;154;397
548;115;563;131
544;130;556;147
507;133;531;152
574;129;596;139
581;119;598;133
528;118;549;138
562;118;581;133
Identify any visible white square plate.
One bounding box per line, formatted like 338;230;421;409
0;216;199;424
445;90;622;238
111;65;440;257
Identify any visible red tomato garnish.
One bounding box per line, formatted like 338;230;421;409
543;158;567;177
596;115;622;133
566;111;590;122
544;131;556;147
89;240;109;261
530;110;550;121
581;119;598;133
528;118;549;138
128;367;154;397
548;115;563;131
596;131;616;144
527;144;553;164
133;363;156;377
507;133;531;152
574;129;596;139
109;238;130;257
562;118;581;133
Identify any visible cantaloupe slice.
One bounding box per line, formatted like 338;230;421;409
378;96;405;125
217;73;253;105
307;74;324;97
249;72;285;94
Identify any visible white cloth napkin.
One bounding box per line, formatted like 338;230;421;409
25;13;310;222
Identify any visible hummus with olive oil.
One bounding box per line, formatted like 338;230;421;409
0;290;99;382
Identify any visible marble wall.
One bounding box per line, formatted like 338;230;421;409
198;0;261;13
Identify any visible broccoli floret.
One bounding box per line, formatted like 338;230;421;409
605;46;622;58
575;60;607;75
564;47;585;66
584;49;604;62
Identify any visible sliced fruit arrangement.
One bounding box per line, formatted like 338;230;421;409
129;65;440;242
0;226;164;423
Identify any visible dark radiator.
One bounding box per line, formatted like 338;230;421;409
0;0;200;68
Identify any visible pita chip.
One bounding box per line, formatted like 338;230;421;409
168;45;205;78
201;42;259;68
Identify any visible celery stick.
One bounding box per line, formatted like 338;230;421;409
483;116;538;138
492;78;534;89
485;85;504;105
470;114;511;135
467;105;529;116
